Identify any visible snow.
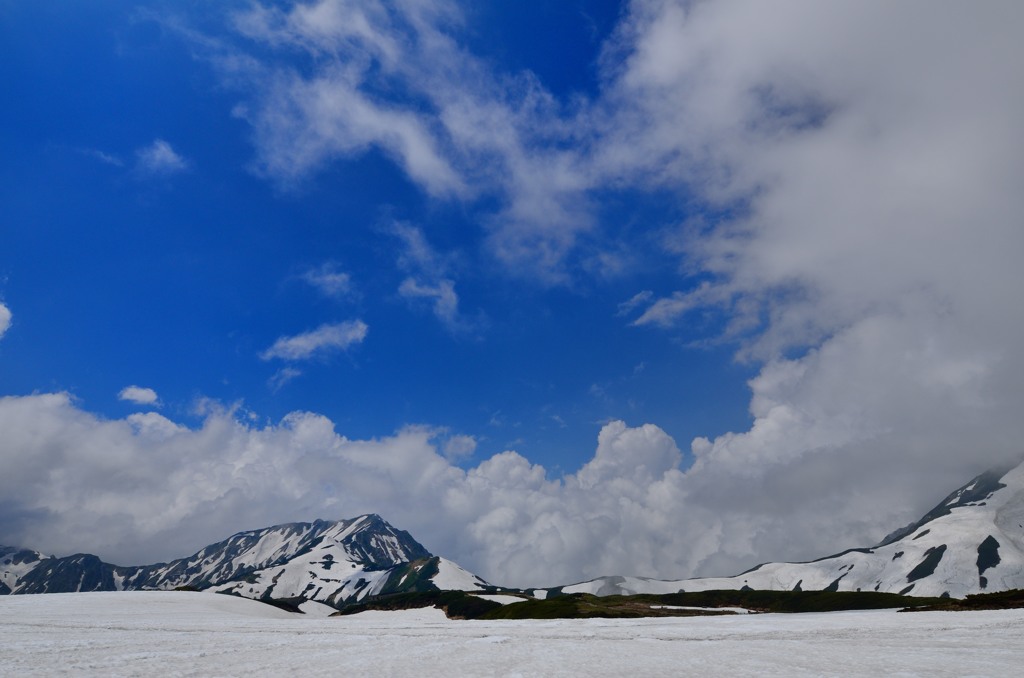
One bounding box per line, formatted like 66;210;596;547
431;557;487;591
471;594;525;605
650;605;751;614
562;575;683;596
298;600;337;618
2;592;1024;676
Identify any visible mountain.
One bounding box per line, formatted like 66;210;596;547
1;514;490;608
556;460;1024;599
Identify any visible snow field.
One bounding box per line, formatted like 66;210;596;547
2;592;1024;677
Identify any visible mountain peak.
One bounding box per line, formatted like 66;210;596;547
1;514;485;608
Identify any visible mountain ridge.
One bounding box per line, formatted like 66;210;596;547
1;514;490;607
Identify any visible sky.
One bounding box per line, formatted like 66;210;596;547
1;0;1023;588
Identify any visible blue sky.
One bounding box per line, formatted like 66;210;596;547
1;0;750;470
2;1;1023;587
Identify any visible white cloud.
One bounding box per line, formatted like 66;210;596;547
398;277;461;329
390;222;447;276
261;320;368;361
195;0;599;281
597;0;1024;575
0;394;716;584
0;302;11;339
442;434;477;462
301;263;353;299
268;367;302;392
80;148;124;167
118;386;160;406
136;139;189;175
388;223;479;333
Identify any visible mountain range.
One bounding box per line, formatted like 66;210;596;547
4;460;1024;606
1;514;489;607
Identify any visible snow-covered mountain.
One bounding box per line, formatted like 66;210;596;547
559;461;1024;599
1;514;489;607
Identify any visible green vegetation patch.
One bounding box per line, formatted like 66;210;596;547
645;589;947;614
902;588;1024;612
331;588;957;621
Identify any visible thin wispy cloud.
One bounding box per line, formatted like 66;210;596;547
398;277;462;331
197;0;598;282
388;222;479;333
268;367;302;391
135;139;189;175
261;319;368;361
301;263;353;300
79;148;125;167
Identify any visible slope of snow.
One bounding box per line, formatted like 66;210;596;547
471;594;525;605
430;557;489;591
2;591;1023;677
0;548;49;592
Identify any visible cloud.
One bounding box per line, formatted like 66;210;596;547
135;139;189;175
390;222;448;276
442;434;477;462
398;278;461;330
79;148;124;167
597;0;1024;574
388;223;478;333
118;386;160;407
261;320;368;361
268;367;302;392
0;303;10;339
191;0;599;281
301;263;353;299
0;393;786;585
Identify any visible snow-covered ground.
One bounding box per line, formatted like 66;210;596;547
2;592;1023;676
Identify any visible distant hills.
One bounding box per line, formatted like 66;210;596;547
4;460;1024;606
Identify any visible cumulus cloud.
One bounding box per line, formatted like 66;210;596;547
118;386;160;406
261;320;368;361
0;393;750;584
595;0;1024;573
441;433;477;462
135;139;189;174
0;302;11;339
